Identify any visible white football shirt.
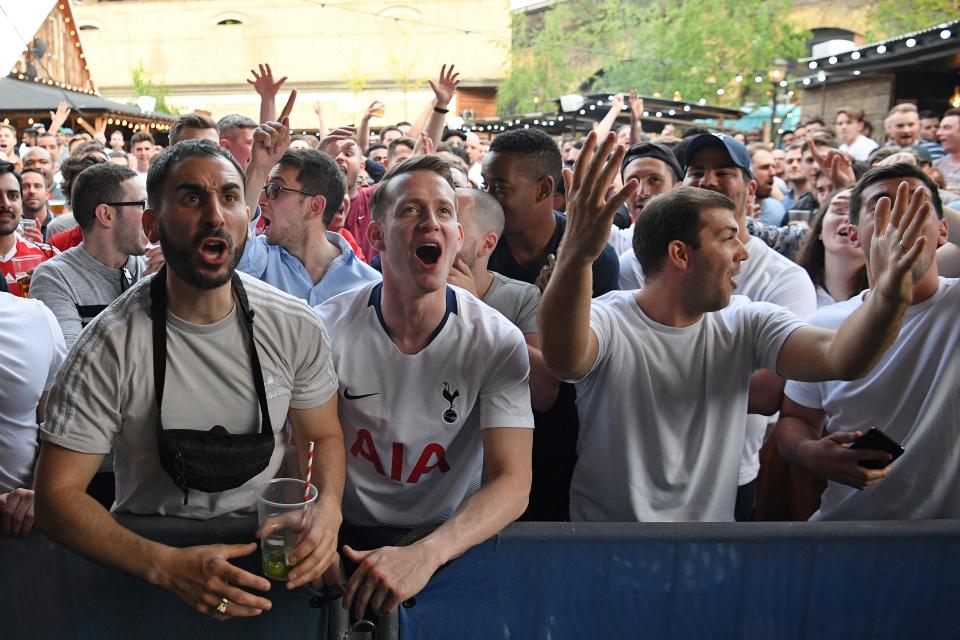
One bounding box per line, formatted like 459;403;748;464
317;282;534;527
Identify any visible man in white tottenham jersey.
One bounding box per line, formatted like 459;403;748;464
777;163;959;520
539;131;930;523
316;155;533;618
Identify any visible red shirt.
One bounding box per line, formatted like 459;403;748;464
50;225;84;252
338;228;365;263
1;234;59;296
344;185;378;263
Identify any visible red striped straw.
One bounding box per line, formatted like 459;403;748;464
300;441;315;530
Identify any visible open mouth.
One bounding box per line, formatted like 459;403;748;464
415;243;441;266
198;237;229;265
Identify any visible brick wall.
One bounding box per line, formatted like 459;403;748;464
798;75;894;140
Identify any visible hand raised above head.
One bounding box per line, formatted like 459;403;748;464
428;64;460;108
247;63;287;99
559;131;638;265
318;126;358;158
870;180;931;306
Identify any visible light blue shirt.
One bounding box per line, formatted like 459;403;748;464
238;215;380;306
758;197;786;227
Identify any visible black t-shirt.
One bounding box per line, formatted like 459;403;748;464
488;211;620;297
488;210;618;521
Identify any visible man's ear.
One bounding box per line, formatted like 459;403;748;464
666;239;691;271
747;179;758;198
847;222;861;249
142;208;160;243
219;138;231;151
368;219;386;253
93;203;113;227
536;175;555;204
308;195;328;223
477;231;498;259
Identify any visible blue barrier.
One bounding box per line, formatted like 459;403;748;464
2;514;326;640
4;519;959;639
399;521;960;639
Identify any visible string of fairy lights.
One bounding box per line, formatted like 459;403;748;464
5;3;955;138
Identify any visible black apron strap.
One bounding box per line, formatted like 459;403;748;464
151;268;272;438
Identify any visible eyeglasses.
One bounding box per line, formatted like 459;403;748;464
261;183;319;200
105;200;147;210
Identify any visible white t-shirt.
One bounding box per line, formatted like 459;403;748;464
618;248;645;290
839;135;879;162
568;291;804;522
317;282;534;528
0;295;66;492
734;237;817;485
41;273;338;518
785;277;960;520
607;223;634;256
617;239;816;483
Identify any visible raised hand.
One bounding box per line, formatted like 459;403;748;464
629;90;644;118
249;90;297;172
428;64;460;109
610;93;625;112
247;63;287;99
49;101;71;133
318;125;357;158
363;101;385;122
869;180;931;307
448;256;479;296
412;130;434;156
806;133;855;189
559;131;638;264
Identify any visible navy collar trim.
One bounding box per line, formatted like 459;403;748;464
367;282;458;345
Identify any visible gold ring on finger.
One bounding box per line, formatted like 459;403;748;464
216;597;229;615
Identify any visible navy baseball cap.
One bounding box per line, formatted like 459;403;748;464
683;133;753;179
621;142;683;182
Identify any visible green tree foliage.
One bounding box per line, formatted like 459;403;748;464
130;63;179;115
868;0;957;39
499;0;808;114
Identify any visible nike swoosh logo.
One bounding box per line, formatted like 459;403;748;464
343;388;379;400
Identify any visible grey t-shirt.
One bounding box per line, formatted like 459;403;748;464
41;272;338;518
45;211;78;237
30;245;147;349
481;271;540;335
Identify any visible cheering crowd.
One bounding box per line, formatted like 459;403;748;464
1;61;959;620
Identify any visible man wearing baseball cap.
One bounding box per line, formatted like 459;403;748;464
607;142;683;256
684;133;816;520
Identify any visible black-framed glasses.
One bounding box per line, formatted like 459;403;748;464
105;200;147;210
261;183;319;200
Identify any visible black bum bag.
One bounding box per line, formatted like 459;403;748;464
151;268;275;504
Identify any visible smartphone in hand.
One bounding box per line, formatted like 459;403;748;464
849;428;904;469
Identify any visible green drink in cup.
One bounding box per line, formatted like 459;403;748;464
256;478;317;581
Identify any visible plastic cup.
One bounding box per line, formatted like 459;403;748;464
49;200;66;215
256;478;317;581
12;255;42;298
788;209;810;224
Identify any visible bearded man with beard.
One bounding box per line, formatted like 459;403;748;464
34;140;345;620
